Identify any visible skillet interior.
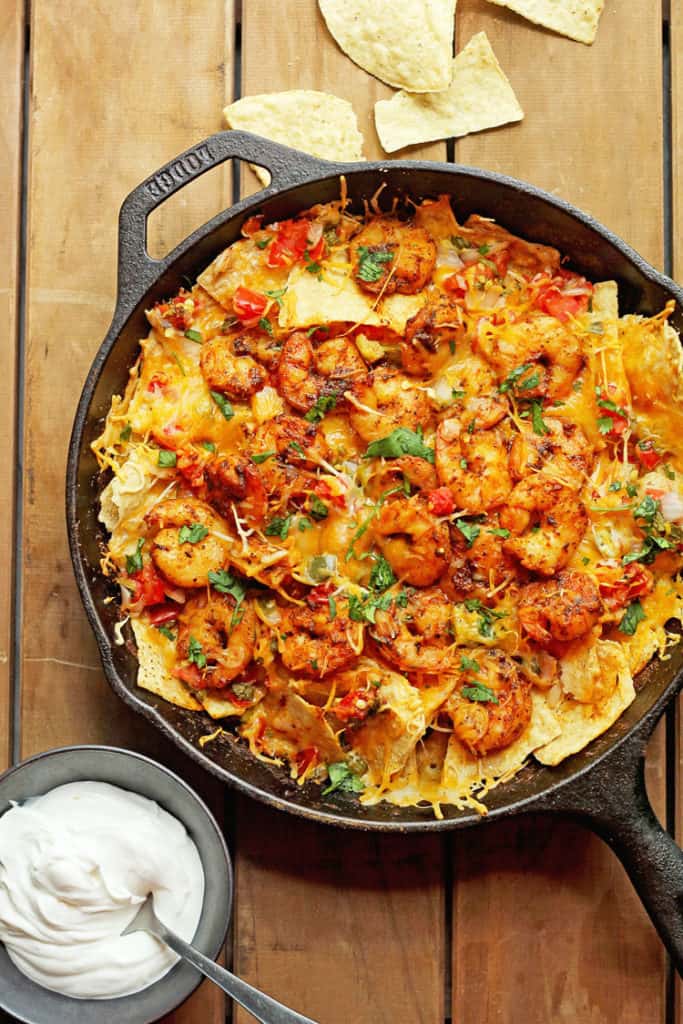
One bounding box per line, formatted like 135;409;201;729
68;161;683;830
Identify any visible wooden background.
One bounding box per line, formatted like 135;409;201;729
0;1;680;1021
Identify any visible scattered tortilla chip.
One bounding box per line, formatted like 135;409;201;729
240;691;344;764
195;687;263;721
375;32;523;154
318;0;456;93
484;0;604;45
351;674;425;787
223;91;364;187
622;314;683;456
535;643;635;766
132;619;202;711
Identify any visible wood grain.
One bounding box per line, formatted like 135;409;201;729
235;4;446;1022
22;2;234;1019
453;3;668;1020
0;0;23;771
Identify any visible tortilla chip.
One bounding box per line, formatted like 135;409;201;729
319;0;456;93
194;688;262;721
484;0;604;45
132;619;202;711
240;691;344;764
535;643;635;766
375;32;523;154
350;674;425;787
622;315;683;456
223;91;364;187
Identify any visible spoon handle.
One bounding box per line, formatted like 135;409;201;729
157;922;319;1024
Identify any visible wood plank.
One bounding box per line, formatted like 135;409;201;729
453;3;668;1021
0;0;23;771
22;2;234;1020
235;3;446;1022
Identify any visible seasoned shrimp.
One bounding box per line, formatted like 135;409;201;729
441;513;526;602
277;331;366;413
372;494;451;586
509;417;593;490
350;217;437;295
372;587;454;672
445;648;532;757
205;455;268;525
518;571;603;649
435;417;512;513
367;454;438;500
476;317;584;399
500;475;588;576
250;415;330;495
177;591;257;688
402;295;464;375
200;335;266;400
447;354;508;429
145;497;230;588
277;596;363;678
349;366;434;442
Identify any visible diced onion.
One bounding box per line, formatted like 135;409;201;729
307;554;338;582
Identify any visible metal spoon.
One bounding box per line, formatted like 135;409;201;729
123;894;319;1024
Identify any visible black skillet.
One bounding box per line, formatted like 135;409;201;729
66;130;683;971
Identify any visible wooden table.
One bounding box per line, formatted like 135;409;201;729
1;1;682;1020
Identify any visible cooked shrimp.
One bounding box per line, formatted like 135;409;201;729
518;571;603;649
371;587;454;672
277;596;363;678
200;335;266;400
402;295;464;375
372;494;451;586
445;648;532;757
509;417;593;489
205;455;268;525
447;355;508;429
476;317;584;399
500;475;588;575
349;366;434;442
441;514;526;602
145;497;230;588
277;331;366;413
250;415;330;495
177;591;257;688
435;417;512;513
367;454;438;500
350;217;437;295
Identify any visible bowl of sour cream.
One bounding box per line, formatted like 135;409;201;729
0;746;231;1024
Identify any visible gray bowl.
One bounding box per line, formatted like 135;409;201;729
0;746;231;1024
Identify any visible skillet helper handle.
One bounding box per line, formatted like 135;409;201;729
117;130;333;301
157;921;320;1024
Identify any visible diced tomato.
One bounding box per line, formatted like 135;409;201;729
173;664;203;687
147;373;168;395
313;479;346;510
130;564;167;607
233;285;268;326
307;235;327;262
535;286;590;321
427;487;456;516
334;688;376;725
176;446;209;492
636;440;663;470
146;603;179;625
442;273;467;298
267;219;311;268
241;215;263;237
602;412;629;439
598;562;654;611
307;581;336;608
153;289;193;330
294;746;319;775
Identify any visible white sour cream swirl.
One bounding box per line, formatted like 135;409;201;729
0;781;204;999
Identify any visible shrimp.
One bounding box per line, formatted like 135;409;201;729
445;648;532;757
500;475;588;576
447;355;508;430
371;587;454;672
145;497;230;588
402;295;464;375
350;217;437;295
518;571;603;649
200;335;266;400
276;596;364;678
509;417;593;490
250;415;331;496
177;591;257;688
441;513;526;602
348;366;434;442
372;494;451;586
205;455;268;525
476;317;584;399
435;417;512;513
367;454;438;500
277;331;366;413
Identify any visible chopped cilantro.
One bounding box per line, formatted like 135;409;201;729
462;682;499;704
310;495;329;521
488;526;510;539
452;389;466;400
178;523;208;544
305;392;339;424
255;237;271;250
530;400;549;436
298;516;313;531
208;569;247;628
184;328;202;343
125;538;144;576
455;518;481;548
498;363;533;394
460;458;468;469
364;427;435;463
289;441;306;458
210;391;234;421
158;449;177;468
356;246;394;283
609;481;622;492
264;287;287;306
597;416;616;435
663;464;676;480
156;624;176;641
306;324;330;337
265;515;292;540
119;422;132;442
304;251;323;278
460;654;480;672
202;441;216;452
251;450;276;464
188;636;207;670
478;244;490;256
258;317;273;335
369;554;396;592
348;590;392;624
618;599;646;636
463;598;507;638
322;762;364;796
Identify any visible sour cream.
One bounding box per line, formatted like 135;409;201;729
0;781;204;999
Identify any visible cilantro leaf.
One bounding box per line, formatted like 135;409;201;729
265;515;292;540
202;441;216;452
460;654;480;672
597;416;615;435
208;570;247;628
305;392;339;424
310;495;329;521
530;400;549;436
125;538;144;576
156;624;176;641
264;287;287;306
179;523;209;544
119;422;132;442
348;590;392;624
488;527;510;538
463;598;507;639
251;450;276;464
210;391;234;421
322;762;365;796
369;554;396;592
462;682;499;704
364;427;435;463
618;599;646;636
188;636;207;669
498;363;533;394
158;449;177;468
258;317;273;335
356;246;394;283
455;518;481;548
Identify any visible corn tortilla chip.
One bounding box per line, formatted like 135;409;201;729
484;0;604;45
223;91;364;187
318;0;456;93
132;619;202;711
375;32;523;154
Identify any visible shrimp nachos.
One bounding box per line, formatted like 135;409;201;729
94;191;683;817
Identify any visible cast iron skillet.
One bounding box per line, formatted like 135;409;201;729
67;130;683;970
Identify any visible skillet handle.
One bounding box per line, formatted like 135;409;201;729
537;713;683;973
117;130;334;302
